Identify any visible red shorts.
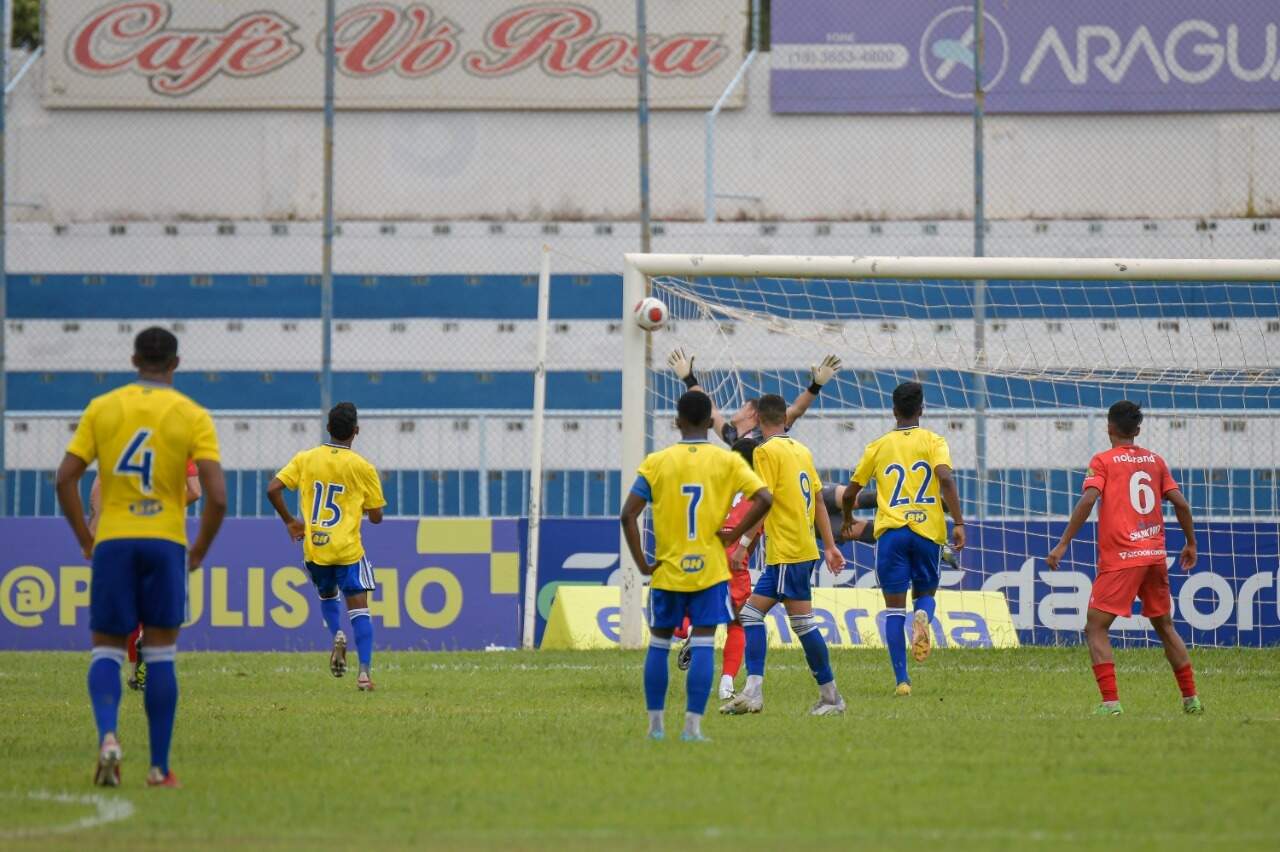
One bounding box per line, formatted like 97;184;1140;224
729;569;752;609
1089;562;1171;619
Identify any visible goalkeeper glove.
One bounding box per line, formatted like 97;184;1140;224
808;354;841;394
668;348;699;389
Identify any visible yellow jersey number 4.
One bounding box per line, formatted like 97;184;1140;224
115;428;156;493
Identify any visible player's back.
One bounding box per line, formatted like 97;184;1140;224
1086;443;1176;570
856;426;951;545
753;436;820;564
70;382;218;546
279;443;384;566
637;439;761;591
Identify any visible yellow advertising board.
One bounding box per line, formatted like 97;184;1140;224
542;586;1019;650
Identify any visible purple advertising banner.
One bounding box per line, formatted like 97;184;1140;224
0;518;522;651
771;1;1280;114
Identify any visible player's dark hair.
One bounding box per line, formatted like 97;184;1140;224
756;393;787;426
892;381;924;419
742;398;759;412
328;402;359;441
1108;400;1143;437
731;437;760;466
676;390;713;428
134;326;178;370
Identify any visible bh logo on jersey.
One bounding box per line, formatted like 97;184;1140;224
311;532;330;547
680;555;705;574
905;510;928;524
128;499;162;516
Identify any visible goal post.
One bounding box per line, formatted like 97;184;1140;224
618;253;1280;651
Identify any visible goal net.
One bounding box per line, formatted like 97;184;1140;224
619;255;1280;650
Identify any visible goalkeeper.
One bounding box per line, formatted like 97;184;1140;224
666;348;841;446
667;348;957;565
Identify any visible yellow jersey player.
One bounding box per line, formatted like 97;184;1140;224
723;394;846;717
842;381;966;696
620;391;772;741
54;327;227;789
267;403;386;691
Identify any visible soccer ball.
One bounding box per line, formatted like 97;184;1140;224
633;297;668;331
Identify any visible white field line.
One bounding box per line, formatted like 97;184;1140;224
0;790;135;839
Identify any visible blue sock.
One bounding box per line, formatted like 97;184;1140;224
319;595;342;639
88;647;125;744
792;615;834;686
350;609;373;668
885;609;909;685
914;595;937;626
644;637;671;711
141;645;178;774
741;604;767;677
686;636;715;715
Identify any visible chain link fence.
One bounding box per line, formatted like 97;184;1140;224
3;0;1276;518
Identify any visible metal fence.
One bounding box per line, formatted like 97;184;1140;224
2;0;1278;517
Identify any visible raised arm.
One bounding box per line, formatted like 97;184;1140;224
785;354;842;427
935;464;966;551
619;492;655;575
667;348;730;442
1165;488;1197;571
1047;487;1100;570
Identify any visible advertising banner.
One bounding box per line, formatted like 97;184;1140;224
0;518;522;650
771;0;1280;114
45;0;746;110
527;518;622;646
541;586;1019;650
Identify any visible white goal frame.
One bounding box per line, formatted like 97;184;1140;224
618;253;1280;650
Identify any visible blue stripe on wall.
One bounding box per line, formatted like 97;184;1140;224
11;370;1276;411
11;275;1278;321
8;274;622;320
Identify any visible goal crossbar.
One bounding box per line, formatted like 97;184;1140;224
624;253;1280;282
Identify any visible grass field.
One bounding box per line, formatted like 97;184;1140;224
3;647;1279;851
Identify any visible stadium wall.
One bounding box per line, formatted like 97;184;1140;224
8;56;1280;223
3;517;1276;649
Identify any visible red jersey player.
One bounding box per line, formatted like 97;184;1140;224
1047;401;1202;716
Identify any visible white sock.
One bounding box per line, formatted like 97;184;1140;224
648;710;664;734
719;674;735;693
819;681;839;703
683;712;702;737
745;674;763;697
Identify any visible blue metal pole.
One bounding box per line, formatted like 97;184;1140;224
320;0;336;434
636;0;652;253
973;0;988;524
0;6;9;517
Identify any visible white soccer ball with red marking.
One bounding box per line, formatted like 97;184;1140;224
633;297;668;331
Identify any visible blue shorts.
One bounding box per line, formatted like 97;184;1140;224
90;538;187;635
306;556;376;599
876;526;942;595
649;581;733;629
753;561;817;602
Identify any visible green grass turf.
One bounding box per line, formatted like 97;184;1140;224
2;647;1278;851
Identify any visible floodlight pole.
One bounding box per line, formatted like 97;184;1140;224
320;0;336;435
972;0;989;525
636;0;652;253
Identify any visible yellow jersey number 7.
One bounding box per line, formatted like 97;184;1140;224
681;484;702;540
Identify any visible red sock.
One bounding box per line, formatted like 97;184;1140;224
722;622;745;677
1174;663;1197;698
672;616;691;641
126;626;143;664
1092;662;1119;703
